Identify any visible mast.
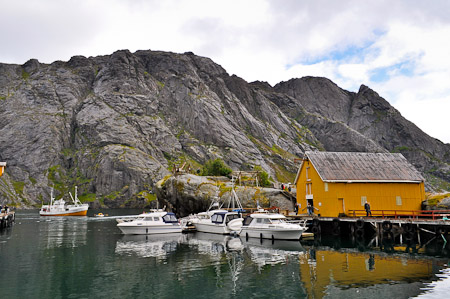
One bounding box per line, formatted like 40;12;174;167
50;188;54;205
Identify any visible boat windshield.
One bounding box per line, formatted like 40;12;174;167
162;213;178;223
256;218;272;224
269;219;285;224
211;213;226;224
225;214;240;224
243;216;252;226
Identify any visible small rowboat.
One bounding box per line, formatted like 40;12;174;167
95;213;108;217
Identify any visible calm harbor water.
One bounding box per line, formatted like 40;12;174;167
1;210;450;298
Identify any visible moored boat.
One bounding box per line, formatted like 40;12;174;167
191;210;244;235
94;213;108;217
188;178;244;235
117;209;182;235
239;210;307;240
40;187;89;216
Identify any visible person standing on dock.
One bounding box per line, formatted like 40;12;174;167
307;202;313;216
364;201;372;217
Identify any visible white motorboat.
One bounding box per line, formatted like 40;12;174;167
188;178;244;235
239;211;307;240
117;210;182;235
40;187;89;216
191;210;244;235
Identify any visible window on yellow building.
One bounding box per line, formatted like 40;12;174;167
306;167;310;180
306;183;312;195
361;196;367;206
324;182;328;192
396;196;402;206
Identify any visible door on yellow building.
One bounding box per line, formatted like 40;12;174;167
338;198;345;216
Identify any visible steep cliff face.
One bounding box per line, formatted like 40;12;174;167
0;50;449;208
274;78;450;189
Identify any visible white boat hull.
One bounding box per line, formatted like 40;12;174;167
39;204;89;216
240;227;305;240
193;218;243;235
194;222;230;234
117;224;182;235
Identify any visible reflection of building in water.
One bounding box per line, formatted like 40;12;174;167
115;233;186;259
299;249;437;298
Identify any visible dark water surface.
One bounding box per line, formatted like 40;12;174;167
1;210;450;298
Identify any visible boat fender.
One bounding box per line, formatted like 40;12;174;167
404;231;414;241
383;231;394;240
332;226;341;236
355;228;364;238
311;226;320;234
332;218;340;227
356;219;365;229
404;223;414;233
382;221;392;231
312;218;320;227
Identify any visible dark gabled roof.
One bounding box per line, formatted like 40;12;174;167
295;151;424;183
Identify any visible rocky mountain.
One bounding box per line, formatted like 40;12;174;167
0;49;449;209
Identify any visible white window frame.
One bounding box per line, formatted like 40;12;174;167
361;196;367;206
324;182;328;192
396;196;402;206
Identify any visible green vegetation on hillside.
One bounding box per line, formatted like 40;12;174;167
201;158;232;176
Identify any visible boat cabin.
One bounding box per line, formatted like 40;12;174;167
211;211;241;225
139;212;178;223
243;213;286;226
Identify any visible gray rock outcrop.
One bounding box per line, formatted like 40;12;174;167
155;174;295;217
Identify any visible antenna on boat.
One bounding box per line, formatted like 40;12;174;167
69;186;80;204
50;188;55;206
227;176;244;212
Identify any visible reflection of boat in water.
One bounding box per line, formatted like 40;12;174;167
241;236;306;252
39;216;88;248
239;211;307;240
241;236;306;268
115;233;185;258
187;232;244;255
40;187;89;216
117;210;182;235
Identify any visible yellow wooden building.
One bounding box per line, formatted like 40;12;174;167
294;151;425;217
0;162;5;177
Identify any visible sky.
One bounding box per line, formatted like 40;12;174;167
1;0;450;143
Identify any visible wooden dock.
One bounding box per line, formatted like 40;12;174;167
286;213;450;247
